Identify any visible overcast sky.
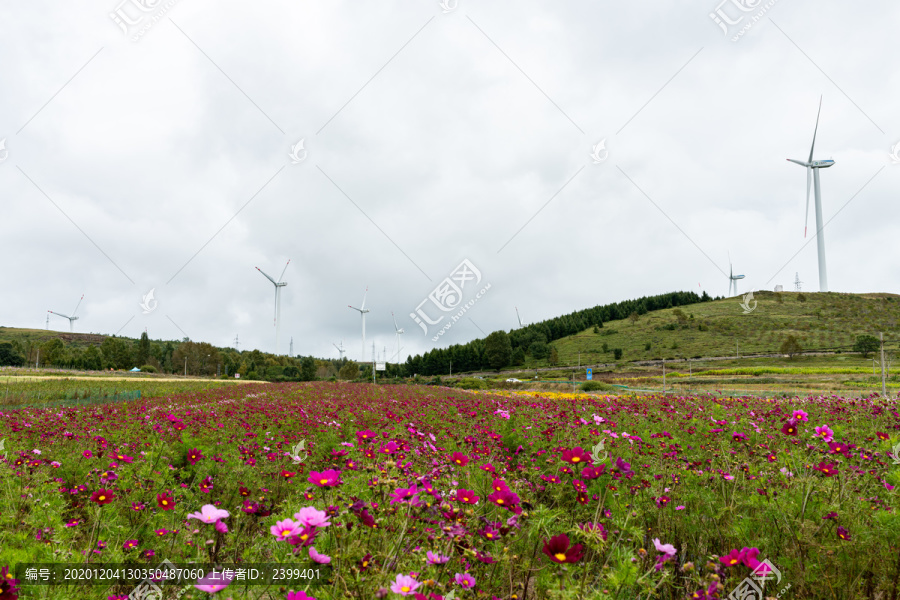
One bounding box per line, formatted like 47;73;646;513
1;0;898;362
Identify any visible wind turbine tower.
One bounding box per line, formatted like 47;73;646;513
392;312;405;364
787;96;834;292
333;341;346;361
727;254;745;297
256;260;290;355
48;295;84;332
348;287;370;362
516;307;528;328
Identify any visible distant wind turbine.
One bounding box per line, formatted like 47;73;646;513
48;295;84;332
256;260;290;355
392;312;405;364
348;287;370;362
333;341;346;361
787;96;834;292
727;253;745;297
516;307;528;328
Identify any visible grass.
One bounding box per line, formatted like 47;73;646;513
548;291;900;366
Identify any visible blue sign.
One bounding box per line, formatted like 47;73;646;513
586;368;592;381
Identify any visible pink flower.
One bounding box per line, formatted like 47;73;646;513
186;504;230;524
286;592;317;600
426;551;450;565
294;507;331;528
454;573;476;589
271;519;302;540
193;570;232;593
653;538;676;557
309;546;331;564
389;573;421;596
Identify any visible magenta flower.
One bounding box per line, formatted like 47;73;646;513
426;551;450;565
286;592;317;600
561;447;592;465
309;546;331;564
186;449;203;465
814;425;834;442
389;573;421;595
449;452;469;466
90;489;115;505
308;469;342;487
455;489;480;504
454;572;476;589
791;409;808;422
187;504;229;524
837;526;851;540
781;420;799;436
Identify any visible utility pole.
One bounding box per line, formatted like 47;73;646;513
36;348;40;369
689;358;692;378
881;332;887;397
572;371;576;394
184;357;188;377
449;360;452;377
662;359;666;392
578;352;581;369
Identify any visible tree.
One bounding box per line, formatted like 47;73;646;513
781;335;803;359
853;335;880;358
510;347;525;366
484;331;512;371
0;342;25;367
528;341;550;360
613;348;623;360
137;332;151;366
300;357;317;381
797;293;807;303
629;312;639;326
593;325;601;334
338;362;358;380
549;346;559;366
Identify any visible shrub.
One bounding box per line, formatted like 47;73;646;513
140;364;157;373
613;348;623;360
581;381;608;392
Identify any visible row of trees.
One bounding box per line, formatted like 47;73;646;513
403;291;714;375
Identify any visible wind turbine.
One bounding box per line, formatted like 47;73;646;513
787;96;834;292
256;260;289;355
392;312;405;364
727;253;745;297
333;341;346;361
516;307;528;328
348;287;370;362
48;295;84;332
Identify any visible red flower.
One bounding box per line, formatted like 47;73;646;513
90;489;115;505
455;489;480;504
813;461;837;477
781;421;799;436
561;447;592;465
837;526;851;540
157;493;175;511
186;449;203;465
541;534;585;563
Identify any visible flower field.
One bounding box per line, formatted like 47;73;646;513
1;382;899;599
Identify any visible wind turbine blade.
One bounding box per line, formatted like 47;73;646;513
392;311;399;331
71;294;84;317
804;166;811;237
809;96;822;164
256;267;277;286
278;259;291;282
361;287;368;310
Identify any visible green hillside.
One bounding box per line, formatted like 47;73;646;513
551;291;899;366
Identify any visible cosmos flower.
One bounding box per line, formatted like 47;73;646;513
294;507;331;528
426;551;449;565
186;449;204;465
309;547;331;564
308;469;342;487
454;573;476;589
541;534;585;563
187;505;230;524
837;526;851;541
193;570;232;593
90;489;115;505
561;447;592;465
814;425;834;442
390;573;421;596
157;493;175;511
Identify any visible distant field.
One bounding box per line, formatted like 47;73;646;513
0;374;252;409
